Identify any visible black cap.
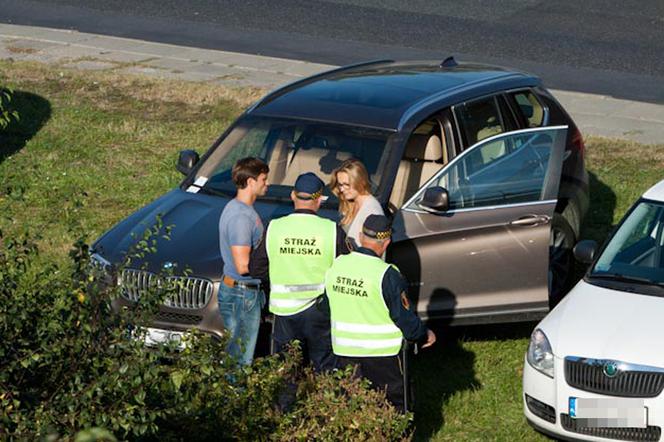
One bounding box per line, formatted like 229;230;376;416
362;214;392;240
294;172;325;199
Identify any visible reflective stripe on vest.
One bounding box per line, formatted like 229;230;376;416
271;283;326;294
325;252;404;357
266;213;336;316
269;298;316;309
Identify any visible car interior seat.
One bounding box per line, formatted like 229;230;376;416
282;136;352;186
390;129;446;208
267;130;294;184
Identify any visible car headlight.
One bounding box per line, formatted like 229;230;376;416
89;252;117;287
527;328;554;378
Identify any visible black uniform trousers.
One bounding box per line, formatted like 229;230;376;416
272;298;336;372
336;353;405;413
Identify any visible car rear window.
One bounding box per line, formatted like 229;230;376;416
510;91;545;127
455;96;505;147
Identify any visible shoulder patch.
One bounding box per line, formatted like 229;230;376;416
400;291;411;310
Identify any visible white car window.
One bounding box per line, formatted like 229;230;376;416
595;202;664;276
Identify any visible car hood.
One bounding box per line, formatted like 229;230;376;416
92;188;340;280
540;280;664;368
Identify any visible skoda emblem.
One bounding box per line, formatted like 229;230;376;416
603;361;619;378
163;261;174;270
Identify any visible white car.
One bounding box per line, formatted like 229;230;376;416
523;179;664;441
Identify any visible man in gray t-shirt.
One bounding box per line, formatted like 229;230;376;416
217;157;269;365
219;199;263;281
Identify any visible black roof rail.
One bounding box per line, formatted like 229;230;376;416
246;59;394;112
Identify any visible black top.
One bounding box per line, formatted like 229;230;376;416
251;60;539;131
249;209;350;289
354;246;428;343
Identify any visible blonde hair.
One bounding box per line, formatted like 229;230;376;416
330;159;371;225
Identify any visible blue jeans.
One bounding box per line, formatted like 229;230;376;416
218;283;265;366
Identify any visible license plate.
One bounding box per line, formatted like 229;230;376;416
569;397;647;428
144;327;186;349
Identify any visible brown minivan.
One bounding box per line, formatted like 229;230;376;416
90;59;588;341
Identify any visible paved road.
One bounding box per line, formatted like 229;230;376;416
2;24;664;144
2;0;663;103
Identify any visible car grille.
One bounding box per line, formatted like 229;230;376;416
154;311;203;325
120;269;213;310
561;414;661;442
565;357;664;398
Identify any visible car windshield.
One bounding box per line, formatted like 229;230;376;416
590;200;664;289
191;116;393;202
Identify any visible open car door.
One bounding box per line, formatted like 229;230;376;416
388;126;568;324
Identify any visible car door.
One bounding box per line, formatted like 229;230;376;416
387;126;568;323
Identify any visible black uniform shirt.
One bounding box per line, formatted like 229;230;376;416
354;246;428;343
249;209;350;289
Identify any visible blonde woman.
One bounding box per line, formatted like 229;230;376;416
330;159;384;248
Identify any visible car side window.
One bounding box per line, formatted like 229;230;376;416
510;91;545;128
455;96;504;147
411;130;558;211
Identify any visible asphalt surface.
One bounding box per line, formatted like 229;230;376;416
2;0;664;104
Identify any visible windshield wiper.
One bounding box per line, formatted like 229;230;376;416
589;272;664;288
196;186;234;197
257;194;292;202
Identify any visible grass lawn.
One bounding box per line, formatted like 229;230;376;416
2;60;664;441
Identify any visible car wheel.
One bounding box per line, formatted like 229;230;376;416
548;213;575;307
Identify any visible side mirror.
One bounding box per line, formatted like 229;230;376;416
418;186;449;212
177;150;200;175
573;240;598;264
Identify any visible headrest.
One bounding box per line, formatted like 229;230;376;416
405;134;443;161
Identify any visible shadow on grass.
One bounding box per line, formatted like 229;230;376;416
412;320;538;440
0;90;51;164
580;171;617;243
571;171;617;283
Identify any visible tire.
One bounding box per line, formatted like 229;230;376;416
548;213;575;307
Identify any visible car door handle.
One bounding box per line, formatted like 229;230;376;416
510;215;551;227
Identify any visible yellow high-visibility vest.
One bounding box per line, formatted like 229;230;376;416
325;252;403;357
266;213;336;316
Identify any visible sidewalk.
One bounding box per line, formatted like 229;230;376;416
2;23;663;145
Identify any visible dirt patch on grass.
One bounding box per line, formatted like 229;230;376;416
586;136;664;167
6;45;39;55
1;60;266;111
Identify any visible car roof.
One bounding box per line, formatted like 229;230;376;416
643;179;664;202
248;59;541;131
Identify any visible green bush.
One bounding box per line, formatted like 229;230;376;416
0;231;411;441
0;87;19;130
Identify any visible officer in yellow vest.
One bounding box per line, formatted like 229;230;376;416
325;214;436;412
250;172;350;371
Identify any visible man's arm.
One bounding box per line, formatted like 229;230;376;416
227;214;255;277
381;267;429;343
231;246;251;276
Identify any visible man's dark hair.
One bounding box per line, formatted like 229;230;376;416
232;157;269;189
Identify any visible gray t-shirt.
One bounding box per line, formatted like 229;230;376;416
218;199;264;280
346;195;384;248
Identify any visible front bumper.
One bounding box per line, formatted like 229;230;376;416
111;281;225;339
523;356;664;441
